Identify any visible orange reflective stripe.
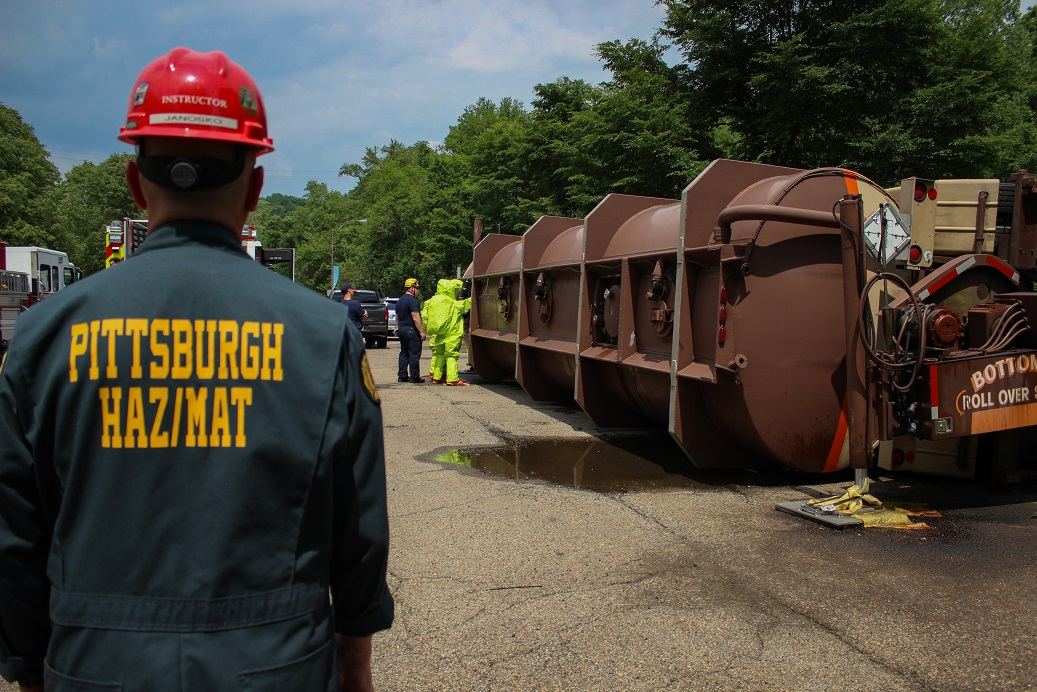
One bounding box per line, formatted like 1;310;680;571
842;169;860;196
823;396;849;472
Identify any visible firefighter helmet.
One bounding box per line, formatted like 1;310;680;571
118;47;274;154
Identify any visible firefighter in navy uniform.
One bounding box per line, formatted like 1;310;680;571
0;48;392;691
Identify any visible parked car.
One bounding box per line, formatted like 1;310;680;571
385;297;398;337
354;289;388;348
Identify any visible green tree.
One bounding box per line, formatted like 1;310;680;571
661;0;1036;183
896;0;1037;179
567;38;706;204
0;103;59;245
443;100;540;233
254;181;354;292
41;154;142;275
341;140;473;294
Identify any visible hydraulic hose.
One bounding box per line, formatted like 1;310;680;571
978;302;1022;351
858;271;926;393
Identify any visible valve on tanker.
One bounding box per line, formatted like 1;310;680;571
590;277;621;346
645;260;674;337
926;309;962;349
497;276;512;321
533;272;552;324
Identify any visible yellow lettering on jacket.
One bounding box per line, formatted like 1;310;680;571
240;321;260;380
89;320;100;381
99;387;122;448
150;319;170;379
260;322;284;381
210;387;231;447
124;386;147;448
65;318;283;450
218;320;240;379
231;387;252;448
94;386;255;449
184;387;208;447
125;319;148;379
149;387;169;448
171;319;193;379
69;323;88;383
195;320;217;380
101;319;124;379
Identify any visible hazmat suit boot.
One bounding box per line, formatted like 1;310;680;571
443;334;465;385
423;278;472;386
431;339;447;383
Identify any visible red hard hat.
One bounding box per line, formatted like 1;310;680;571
118;47;274;155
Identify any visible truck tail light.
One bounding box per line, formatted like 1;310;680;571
913;181;937;203
891;448;905;466
913;182;927;202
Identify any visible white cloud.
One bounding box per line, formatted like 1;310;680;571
1;0;667;195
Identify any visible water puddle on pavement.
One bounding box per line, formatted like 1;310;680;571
428;434;708;493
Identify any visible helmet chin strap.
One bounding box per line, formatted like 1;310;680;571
137;145;247;191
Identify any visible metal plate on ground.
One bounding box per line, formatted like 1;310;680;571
776;499;864;529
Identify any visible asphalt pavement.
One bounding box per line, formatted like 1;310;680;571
368;345;1035;691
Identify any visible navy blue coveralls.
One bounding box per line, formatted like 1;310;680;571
395;292;421;382
0;222;393;690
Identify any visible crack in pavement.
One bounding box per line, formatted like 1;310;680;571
607;494;679;536
392;491;509;519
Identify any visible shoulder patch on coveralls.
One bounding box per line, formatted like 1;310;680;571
359;351;380;404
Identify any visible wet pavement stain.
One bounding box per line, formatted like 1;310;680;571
427;434;710;493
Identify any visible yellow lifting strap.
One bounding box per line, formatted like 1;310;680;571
807;480;933;528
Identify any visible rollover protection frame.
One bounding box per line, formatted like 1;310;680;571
471;233;523;382
516;216;585;402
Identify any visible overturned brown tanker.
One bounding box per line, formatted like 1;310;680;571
470;160;1037;476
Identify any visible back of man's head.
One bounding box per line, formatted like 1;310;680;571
118;48;275;234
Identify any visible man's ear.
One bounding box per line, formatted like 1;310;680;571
245;166;264;212
125;160;148;209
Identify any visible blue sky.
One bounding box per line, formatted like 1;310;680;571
1;0;669;196
3;0;1034;198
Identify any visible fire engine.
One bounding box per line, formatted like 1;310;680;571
105;220;294;278
0;242;81;353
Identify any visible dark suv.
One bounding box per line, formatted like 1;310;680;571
353;289;388;348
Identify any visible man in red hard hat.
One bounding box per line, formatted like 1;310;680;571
0;48;392;691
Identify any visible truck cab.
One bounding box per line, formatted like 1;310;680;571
1;245;80;297
0;270;30;355
0;242;80;352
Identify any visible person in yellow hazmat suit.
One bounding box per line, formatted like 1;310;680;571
421;299;437;382
423;278;472;385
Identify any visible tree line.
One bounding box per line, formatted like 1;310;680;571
2;0;1035;295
